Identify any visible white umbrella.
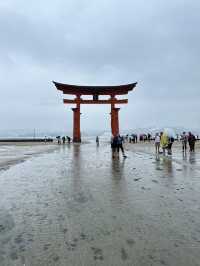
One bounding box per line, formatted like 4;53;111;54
164;128;176;138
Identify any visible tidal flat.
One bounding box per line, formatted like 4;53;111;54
0;141;200;266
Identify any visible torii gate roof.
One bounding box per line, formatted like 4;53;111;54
53;81;137;95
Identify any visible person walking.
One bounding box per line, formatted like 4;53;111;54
188;132;196;152
67;136;71;143
160;132;168;155
155;133;160;154
111;135;118;158
62;136;66;144
56;136;61;144
181;132;187;153
96;136;99;146
167;136;174;155
135;134;138;143
148;133;151;142
117;134;126;158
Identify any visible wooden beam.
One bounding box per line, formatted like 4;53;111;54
63;99;128;104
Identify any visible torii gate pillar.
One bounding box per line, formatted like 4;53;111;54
111;107;120;136
72;105;81;142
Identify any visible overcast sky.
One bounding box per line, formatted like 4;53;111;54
0;0;200;133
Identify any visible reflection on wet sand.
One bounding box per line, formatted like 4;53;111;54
182;151;187;161
111;157;125;180
189;152;196;164
155;154;174;177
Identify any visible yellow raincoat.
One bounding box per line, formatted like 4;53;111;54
160;133;169;148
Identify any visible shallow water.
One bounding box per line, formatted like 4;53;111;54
0;141;200;265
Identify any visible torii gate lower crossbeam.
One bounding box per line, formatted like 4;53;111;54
53;81;137;142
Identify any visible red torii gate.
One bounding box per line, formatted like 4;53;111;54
53;81;137;142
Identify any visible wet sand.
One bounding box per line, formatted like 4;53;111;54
0;142;58;171
126;141;200;170
0;141;200;265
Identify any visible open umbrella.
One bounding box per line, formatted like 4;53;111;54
163;128;176;138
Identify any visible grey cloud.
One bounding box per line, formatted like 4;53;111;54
0;0;200;132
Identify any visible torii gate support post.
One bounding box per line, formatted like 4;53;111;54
110;95;120;136
111;106;120;137
111;107;120;136
72;96;81;142
72;107;81;142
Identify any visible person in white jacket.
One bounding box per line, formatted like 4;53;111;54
155;133;160;154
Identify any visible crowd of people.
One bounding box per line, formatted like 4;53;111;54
182;132;196;152
56;135;71;144
154;131;197;155
55;131;198;158
126;131;198;155
110;135;126;158
155;132;175;155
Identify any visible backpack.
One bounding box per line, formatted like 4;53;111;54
112;136;119;145
117;136;123;145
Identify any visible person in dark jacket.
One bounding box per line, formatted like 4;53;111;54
62;136;66;144
111;135;118;158
67;136;71;143
167;137;174;155
188;132;196;152
117;135;126;158
56;136;61;144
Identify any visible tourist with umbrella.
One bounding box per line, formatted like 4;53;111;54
160;132;169;155
163;128;175;155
